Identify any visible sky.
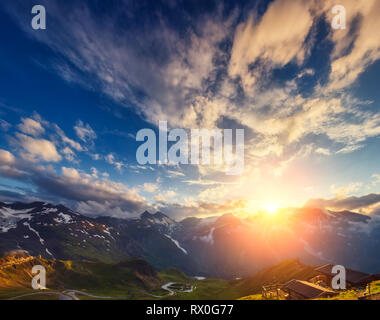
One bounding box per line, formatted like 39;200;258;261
1;0;380;220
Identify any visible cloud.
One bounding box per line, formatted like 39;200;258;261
156;199;248;220
324;0;380;91
91;167;98;178
12;133;62;162
0;149;15;164
105;154;115;164
315;148;331;156
74;120;97;144
184;179;237;186
0;119;11;131
62;147;76;162
53;124;83;151
143;183;158;193
228;0;315;91
297;68;315;78
167;170;185;177
105;153;124;171
18;118;45;136
306;193;380;212
0;150;148;218
372;174;380;186
330;182;363;198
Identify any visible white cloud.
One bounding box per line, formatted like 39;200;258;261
324;0;380;91
228;0;315;91
62;146;76;161
91;167;98;178
143;183;158;193
315;148;331;156
0;149;15;164
105;153;124;171
74;120;97;144
13;133;62;162
18;118;45;136
53;124;83;151
330;182;363;198
105;153;115;164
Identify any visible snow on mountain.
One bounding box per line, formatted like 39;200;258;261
164;234;188;255
0;206;33;232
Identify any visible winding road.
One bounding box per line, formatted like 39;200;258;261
62;290;129;300
7;282;193;300
8;291;72;300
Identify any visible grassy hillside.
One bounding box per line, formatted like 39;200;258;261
0;255;164;299
236;259;319;298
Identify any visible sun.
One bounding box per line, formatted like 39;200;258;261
262;203;279;215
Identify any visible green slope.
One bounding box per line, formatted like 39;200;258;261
236;259;319;298
0;255;164;299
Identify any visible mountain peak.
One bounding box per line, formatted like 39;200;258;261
140;211;153;219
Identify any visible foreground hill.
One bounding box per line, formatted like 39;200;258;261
0;251;163;299
235;259;319;297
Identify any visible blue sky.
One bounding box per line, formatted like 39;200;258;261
1;0;380;220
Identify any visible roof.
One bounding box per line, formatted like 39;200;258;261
315;264;372;284
283;280;337;299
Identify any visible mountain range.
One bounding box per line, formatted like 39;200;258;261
1;201;380;278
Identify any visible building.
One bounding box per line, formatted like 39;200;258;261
314;264;375;288
282;279;338;300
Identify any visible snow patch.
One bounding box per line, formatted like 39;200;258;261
45;248;54;258
0;207;33;233
165;234;188;255
23;222;45;245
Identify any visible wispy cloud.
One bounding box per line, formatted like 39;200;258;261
74;120;97;145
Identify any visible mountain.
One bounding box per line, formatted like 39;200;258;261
169;207;380;277
0;201;140;263
0;202;198;275
1;201;380;278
